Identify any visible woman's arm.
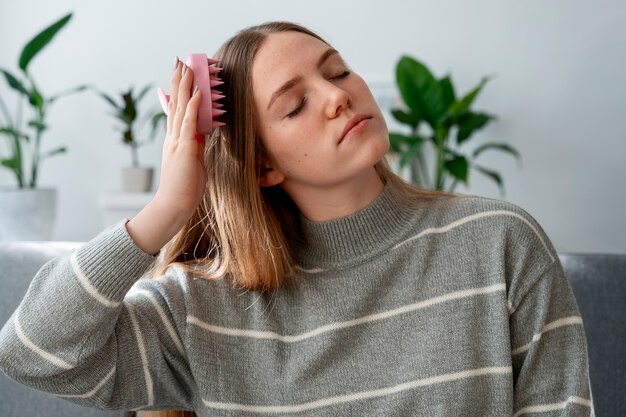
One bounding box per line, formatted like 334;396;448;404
509;259;594;417
126;59;208;257
0;60;208;412
0;220;195;410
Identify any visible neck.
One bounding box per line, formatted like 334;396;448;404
281;168;384;222
294;178;421;270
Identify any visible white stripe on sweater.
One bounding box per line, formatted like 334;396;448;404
188;284;506;342
202;366;512;413
58;366;116;398
512;396;592;417
126;289;187;358
126;303;154;406
70;252;120;308
511;316;583;355
394;210;554;263
13;313;74;369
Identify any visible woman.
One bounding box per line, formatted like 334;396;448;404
0;22;593;417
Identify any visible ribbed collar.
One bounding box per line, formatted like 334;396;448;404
295;182;420;271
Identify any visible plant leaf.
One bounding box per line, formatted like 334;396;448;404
388;133;406;154
434;125;450;145
149;111;167;140
473;164;505;197
444;156;469;183
456;112;495;144
123;128;133;144
391;108;421;130
19;12;73;72
396;56;456;129
396;56;432;122
0;126;29;141
442;145;463;158
28;82;45;109
121;89;137;124
422;80;449;127
49;84;89;103
473;142;522;166
439;75;456;114
1;126;19;138
135;84;153;104
1;157;19;170
0;68;29;97
388;132;425;155
97;91;121;110
398;139;424;169
27;120;47;132
446;75;493;119
41;146;67;159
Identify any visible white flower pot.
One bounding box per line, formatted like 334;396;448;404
121;167;154;192
0;188;57;241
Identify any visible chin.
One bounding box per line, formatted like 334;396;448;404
360;135;390;170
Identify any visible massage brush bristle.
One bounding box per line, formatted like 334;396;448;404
157;53;226;135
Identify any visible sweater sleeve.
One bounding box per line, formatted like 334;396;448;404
0;220;196;412
509;258;594;417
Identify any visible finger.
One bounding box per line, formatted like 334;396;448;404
167;60;183;134
195;132;206;162
179;87;202;143
172;64;194;139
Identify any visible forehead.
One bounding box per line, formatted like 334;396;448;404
254;31;329;72
252;31;332;98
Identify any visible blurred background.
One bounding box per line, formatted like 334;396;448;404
0;0;624;253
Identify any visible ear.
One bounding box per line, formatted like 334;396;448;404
259;162;285;187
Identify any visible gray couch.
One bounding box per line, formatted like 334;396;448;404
1;243;624;416
559;254;626;416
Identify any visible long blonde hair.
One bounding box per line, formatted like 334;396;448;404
151;22;455;292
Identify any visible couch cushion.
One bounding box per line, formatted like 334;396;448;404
559;253;626;417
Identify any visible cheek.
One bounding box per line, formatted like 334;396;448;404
259;125;298;165
353;76;379;105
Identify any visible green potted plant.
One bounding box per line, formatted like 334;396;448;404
0;12;88;241
96;84;166;192
388;55;521;196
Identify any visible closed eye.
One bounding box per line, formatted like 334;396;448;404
332;70;351;80
285;71;350;119
286;97;306;119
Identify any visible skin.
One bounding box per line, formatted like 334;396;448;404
126;32;390;255
253;32;390;221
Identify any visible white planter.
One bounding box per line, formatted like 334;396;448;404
0;188;57;241
121;167;154;192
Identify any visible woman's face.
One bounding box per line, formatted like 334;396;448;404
251;31;389;193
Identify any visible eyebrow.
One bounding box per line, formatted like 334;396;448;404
266;48;339;110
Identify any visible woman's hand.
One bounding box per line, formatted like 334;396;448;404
155;60;206;217
125;60;207;255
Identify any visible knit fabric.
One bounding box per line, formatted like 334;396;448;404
0;183;593;416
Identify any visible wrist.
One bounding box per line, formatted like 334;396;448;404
126;198;193;256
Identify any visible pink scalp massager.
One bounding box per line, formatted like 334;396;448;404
157;54;226;135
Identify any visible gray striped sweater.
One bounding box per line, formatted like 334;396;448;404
0;183;593;416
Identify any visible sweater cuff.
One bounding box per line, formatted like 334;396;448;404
74;218;158;301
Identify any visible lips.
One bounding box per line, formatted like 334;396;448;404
339;114;371;143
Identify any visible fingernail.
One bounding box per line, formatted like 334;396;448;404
182;63;187;76
173;56;180;70
193;85;200;96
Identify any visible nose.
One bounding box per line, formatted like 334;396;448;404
323;82;351;118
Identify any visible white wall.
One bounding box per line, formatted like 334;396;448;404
1;0;624;253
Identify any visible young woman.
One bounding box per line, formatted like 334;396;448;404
0;22;593;417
